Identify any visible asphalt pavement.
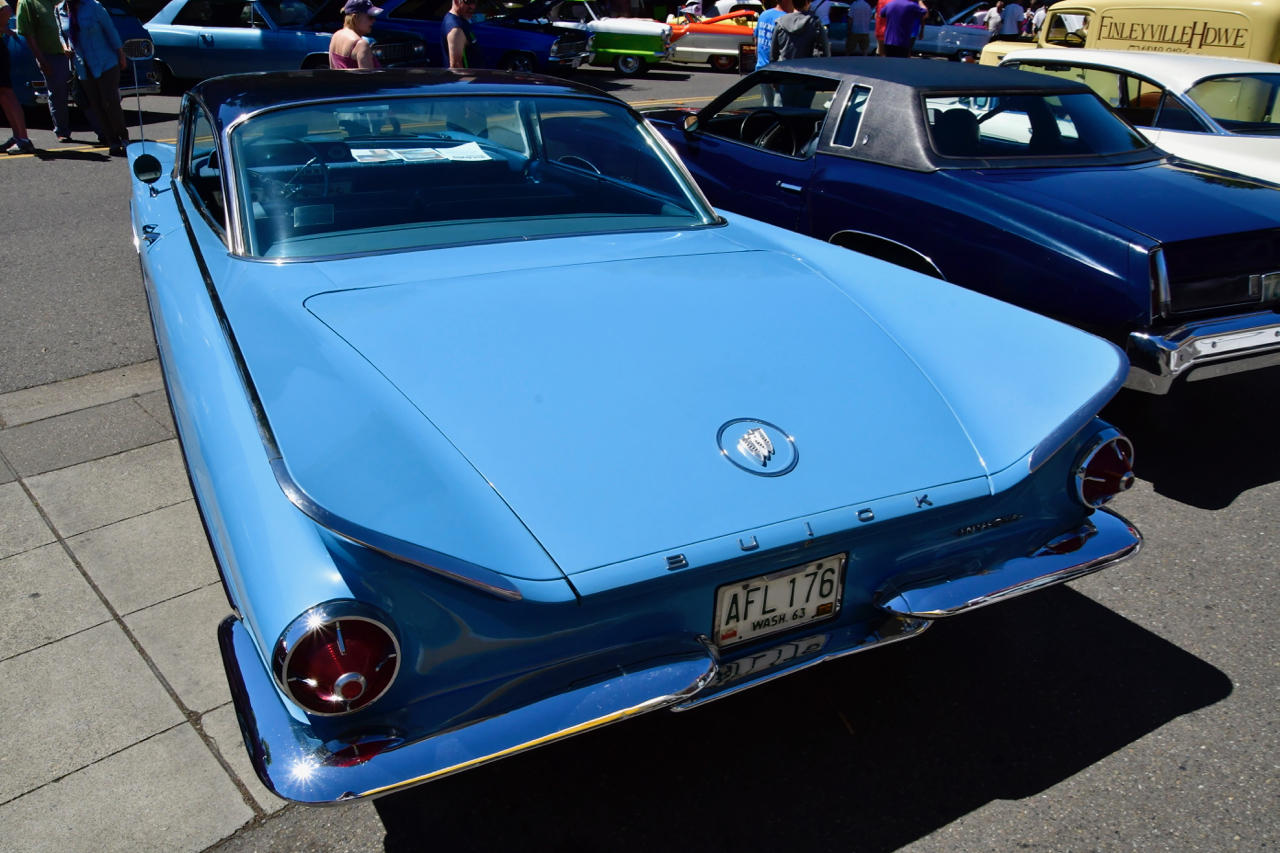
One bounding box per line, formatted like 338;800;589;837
1;65;1277;853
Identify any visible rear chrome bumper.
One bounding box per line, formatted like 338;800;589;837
222;509;1139;804
219;617;716;805
1125;311;1280;394
874;508;1141;618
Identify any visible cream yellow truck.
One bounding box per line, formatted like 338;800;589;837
980;0;1280;65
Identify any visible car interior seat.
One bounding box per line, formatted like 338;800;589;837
932;108;981;157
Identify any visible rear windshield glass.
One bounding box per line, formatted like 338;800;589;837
228;96;716;259
1185;74;1280;134
924;92;1149;159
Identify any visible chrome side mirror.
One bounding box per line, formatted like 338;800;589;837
682;113;698;133
133;153;164;184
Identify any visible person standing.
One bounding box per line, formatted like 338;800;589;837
0;4;35;154
442;0;482;69
56;0;129;156
984;0;1002;32
873;0;889;54
1000;0;1023;33
878;0;924;56
754;0;791;71
16;0;74;142
771;0;829;63
845;0;871;56
1030;0;1046;33
328;0;382;68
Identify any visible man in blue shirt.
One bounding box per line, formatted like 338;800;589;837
442;0;482;68
754;0;792;71
879;0;925;56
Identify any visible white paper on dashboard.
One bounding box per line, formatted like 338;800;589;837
350;148;402;163
396;148;446;162
436;142;491;161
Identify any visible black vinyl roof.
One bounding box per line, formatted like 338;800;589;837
771;56;1093;93
193;69;613;134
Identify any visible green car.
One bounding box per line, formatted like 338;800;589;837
531;0;672;74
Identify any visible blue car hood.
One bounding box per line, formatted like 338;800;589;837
959;160;1280;244
306;248;988;575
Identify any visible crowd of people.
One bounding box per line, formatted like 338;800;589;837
1;0;131;155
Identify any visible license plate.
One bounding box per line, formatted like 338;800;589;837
714;634;828;685
713;554;846;647
572;56;584;68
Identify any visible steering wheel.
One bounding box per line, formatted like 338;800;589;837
558;155;601;174
741;109;797;157
243;135;330;200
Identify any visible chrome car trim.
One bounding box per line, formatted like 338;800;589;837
174;174;525;601
1151;246;1171;318
1072;428;1135;508
273;602;402;717
1026;350;1128;473
874;507;1141;618
219;616;716;803
673;615;931;710
1125;310;1280;394
827;230;946;281
270;460;524;600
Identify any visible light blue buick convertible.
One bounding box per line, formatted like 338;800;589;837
127;69;1143;804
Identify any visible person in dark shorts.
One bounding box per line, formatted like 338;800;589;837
442;0;482;69
879;0;925;56
0;4;36;154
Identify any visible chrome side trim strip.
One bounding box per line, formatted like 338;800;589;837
874;507;1141;618
828;229;946;281
175;182;523;600
1027;346;1128;473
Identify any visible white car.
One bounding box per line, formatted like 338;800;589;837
1001;50;1280;184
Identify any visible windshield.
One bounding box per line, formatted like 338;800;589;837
1185;74;1280;134
925;92;1150;159
229;95;716;259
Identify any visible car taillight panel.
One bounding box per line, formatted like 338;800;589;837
1072;428;1136;508
273;602;400;717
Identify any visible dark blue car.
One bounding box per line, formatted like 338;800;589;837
5;0;159;108
371;0;589;73
645;59;1280;395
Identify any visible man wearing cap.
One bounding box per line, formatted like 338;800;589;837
329;0;383;68
443;0;483;69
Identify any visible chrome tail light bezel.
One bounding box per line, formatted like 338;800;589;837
272;600;402;718
1072;428;1136;508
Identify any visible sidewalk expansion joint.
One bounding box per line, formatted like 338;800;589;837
0;443;267;822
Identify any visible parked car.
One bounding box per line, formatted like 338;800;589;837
1001;50;1280;185
128;68;1142;803
667;9;756;71
912;2;992;60
644;58;1280;395
979;0;1280;66
372;0;590;73
527;0;671;75
145;0;429;87
5;0;159;108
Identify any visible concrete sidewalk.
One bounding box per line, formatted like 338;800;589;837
0;362;293;852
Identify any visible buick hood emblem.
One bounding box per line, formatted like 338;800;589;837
717;419;798;477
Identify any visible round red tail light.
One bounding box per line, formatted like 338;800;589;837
1073;429;1136;508
273;602;400;716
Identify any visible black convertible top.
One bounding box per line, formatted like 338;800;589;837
772;56;1092;93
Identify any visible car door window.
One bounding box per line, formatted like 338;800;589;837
183;106;227;232
1153;95;1208;132
1043;11;1088;46
698;72;840;158
173;0;216;25
832;86;870;148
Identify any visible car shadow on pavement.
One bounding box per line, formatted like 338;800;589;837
29;149;113;162
1101;365;1280;510
374;586;1230;853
